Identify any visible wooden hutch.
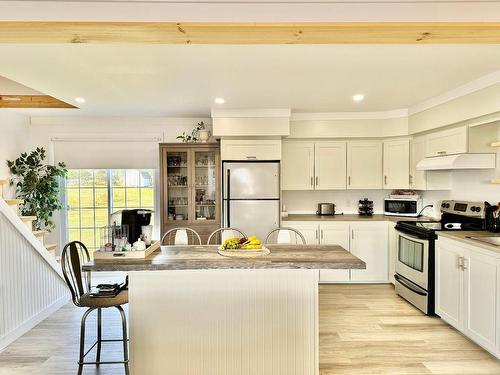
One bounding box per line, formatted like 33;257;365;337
159;143;221;243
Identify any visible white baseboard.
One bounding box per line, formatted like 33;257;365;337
0;295;69;352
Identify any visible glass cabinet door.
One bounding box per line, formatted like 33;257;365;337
165;151;190;223
193;150;217;221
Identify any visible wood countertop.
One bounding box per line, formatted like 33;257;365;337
83;244;366;272
283;214;434;223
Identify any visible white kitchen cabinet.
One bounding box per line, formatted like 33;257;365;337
314;142;347;190
435;240;463;329
221;139;282;161
410;135;427;190
350;222;389;282
319;223;350;282
436;237;500;358
383;138;410;189
281;142;315;190
284;222;318;244
463;250;498;354
347;142;383;189
425;126;468;157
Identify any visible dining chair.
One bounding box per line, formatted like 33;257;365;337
161;227;202;246
265;227;307;245
207;227;247;245
61;241;129;375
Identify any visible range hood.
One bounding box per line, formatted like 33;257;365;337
416;153;496;171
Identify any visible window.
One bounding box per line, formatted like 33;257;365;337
64;169;156;253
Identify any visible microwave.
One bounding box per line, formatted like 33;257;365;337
384;196;423;217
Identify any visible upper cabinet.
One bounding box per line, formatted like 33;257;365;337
314;142;347;190
347;142;383;189
282;141;346;190
425;126;467;157
410;136;427;190
282;142;315;190
383;139;410;189
221;139;281;161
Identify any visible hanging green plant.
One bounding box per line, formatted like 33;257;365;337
7;147;67;231
176;121;206;143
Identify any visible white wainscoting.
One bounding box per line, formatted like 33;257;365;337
129;269;319;375
0;213;69;350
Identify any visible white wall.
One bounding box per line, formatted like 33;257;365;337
0;111;30;197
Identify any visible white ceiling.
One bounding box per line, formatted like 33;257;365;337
1;44;500;117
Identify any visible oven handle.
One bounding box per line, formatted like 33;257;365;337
396;229;429;243
394;274;427;296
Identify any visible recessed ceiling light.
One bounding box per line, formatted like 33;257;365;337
352;94;365;102
214;97;225;104
75;97;86;104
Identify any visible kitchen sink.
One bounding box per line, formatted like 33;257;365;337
466;236;500;246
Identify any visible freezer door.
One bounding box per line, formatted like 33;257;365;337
223;200;280;241
223;162;280;199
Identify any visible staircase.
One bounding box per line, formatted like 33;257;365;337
0;178;69;351
2;193;59;259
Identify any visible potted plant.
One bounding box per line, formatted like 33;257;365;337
177;121;210;143
7;147;67;230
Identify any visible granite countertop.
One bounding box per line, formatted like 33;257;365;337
83;244;366;272
283;214;434;223
437;231;500;255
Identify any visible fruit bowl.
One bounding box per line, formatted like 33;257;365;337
217;236;270;258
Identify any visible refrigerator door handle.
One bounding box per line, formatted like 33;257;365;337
227;169;231;227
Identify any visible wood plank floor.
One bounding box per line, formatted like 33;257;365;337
0;284;498;374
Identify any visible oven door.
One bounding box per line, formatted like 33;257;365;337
395;231;429;290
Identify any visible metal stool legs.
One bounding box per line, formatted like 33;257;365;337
77;306;129;375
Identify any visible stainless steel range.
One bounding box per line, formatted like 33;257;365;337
394;200;485;315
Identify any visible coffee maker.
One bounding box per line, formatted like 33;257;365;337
485;202;500;233
121;209;153;243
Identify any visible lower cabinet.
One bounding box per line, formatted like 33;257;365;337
285;221;389;283
350;222;389;282
436;237;500;358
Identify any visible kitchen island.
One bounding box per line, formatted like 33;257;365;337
83;244;365;375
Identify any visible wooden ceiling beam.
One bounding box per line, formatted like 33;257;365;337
0;95;76;108
0;22;500;44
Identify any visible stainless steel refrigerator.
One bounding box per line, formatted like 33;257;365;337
223;161;280;241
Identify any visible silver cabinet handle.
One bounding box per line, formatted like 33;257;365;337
246;156;257;159
384;175;387;185
315;228;318;239
310;176;313;187
437;151;447;155
351;229;354;240
348;176;351;186
316;176;319;186
409;175;413;185
321;229;323;240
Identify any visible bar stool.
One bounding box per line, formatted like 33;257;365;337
61;241;129;375
161;227;202;246
207;227;247;245
265;227;306;245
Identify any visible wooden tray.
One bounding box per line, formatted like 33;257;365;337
94;240;160;260
218;246;270;258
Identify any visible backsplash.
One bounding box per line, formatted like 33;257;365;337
282;189;448;218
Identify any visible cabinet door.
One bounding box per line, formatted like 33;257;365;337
435;240;463;329
347;142;383;189
220;139;281;160
350;222;389;282
410;136;426;190
383;139;410;189
314;142;347;190
463;250;498;353
319;223;350;282
425;126;468;157
282;143;315;190
284;222;318;244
